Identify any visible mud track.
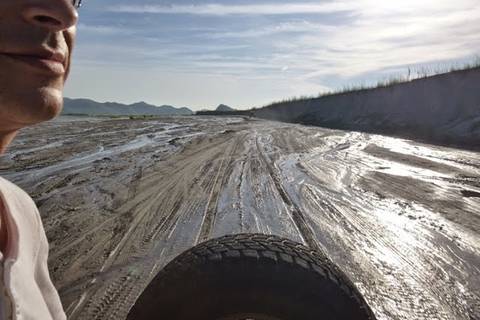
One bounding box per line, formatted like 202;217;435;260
0;116;479;320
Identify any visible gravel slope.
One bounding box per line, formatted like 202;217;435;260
255;67;480;149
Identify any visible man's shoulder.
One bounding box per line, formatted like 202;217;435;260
0;176;41;238
0;176;44;263
0;177;36;208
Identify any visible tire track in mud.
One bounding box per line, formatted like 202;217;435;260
79;175;204;319
139;195;184;254
302;174;478;319
255;136;322;252
300;131;480;319
126;166;143;200
69;172;187;318
72;133;244;320
237;159;247;232
77;195;188;320
197;135;242;243
259;127;478;318
139;135;234;183
84;273;135;320
68;214;149;319
74;218;166;316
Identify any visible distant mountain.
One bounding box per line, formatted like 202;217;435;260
216;104;235;112
62;98;193;116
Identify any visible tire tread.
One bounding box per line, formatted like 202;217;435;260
158;233;375;320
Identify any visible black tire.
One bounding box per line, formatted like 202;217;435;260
127;233;376;320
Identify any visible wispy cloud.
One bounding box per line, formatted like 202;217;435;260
207;21;335;39
77;23;133;35
108;2;354;16
191;0;480;79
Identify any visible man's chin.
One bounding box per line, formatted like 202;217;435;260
18;86;65;124
0;85;64;130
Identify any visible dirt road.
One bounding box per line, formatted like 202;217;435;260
1;116;479;320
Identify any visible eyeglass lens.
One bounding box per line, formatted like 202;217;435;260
72;0;83;8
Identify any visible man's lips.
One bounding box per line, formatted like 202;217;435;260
0;50;66;76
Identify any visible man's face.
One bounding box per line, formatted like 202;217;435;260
0;0;78;131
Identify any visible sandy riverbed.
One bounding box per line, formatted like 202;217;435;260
0;116;479;320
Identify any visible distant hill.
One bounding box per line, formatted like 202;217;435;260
62;98;193;116
216;104;235;112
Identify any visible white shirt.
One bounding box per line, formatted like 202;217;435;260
0;252;13;320
0;177;66;320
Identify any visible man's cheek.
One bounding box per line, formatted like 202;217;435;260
64;28;76;81
66;26;77;51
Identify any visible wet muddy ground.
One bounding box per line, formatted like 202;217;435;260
0;116;479;320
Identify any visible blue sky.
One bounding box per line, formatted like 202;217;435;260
64;0;480;110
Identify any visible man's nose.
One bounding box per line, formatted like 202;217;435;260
22;0;78;32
